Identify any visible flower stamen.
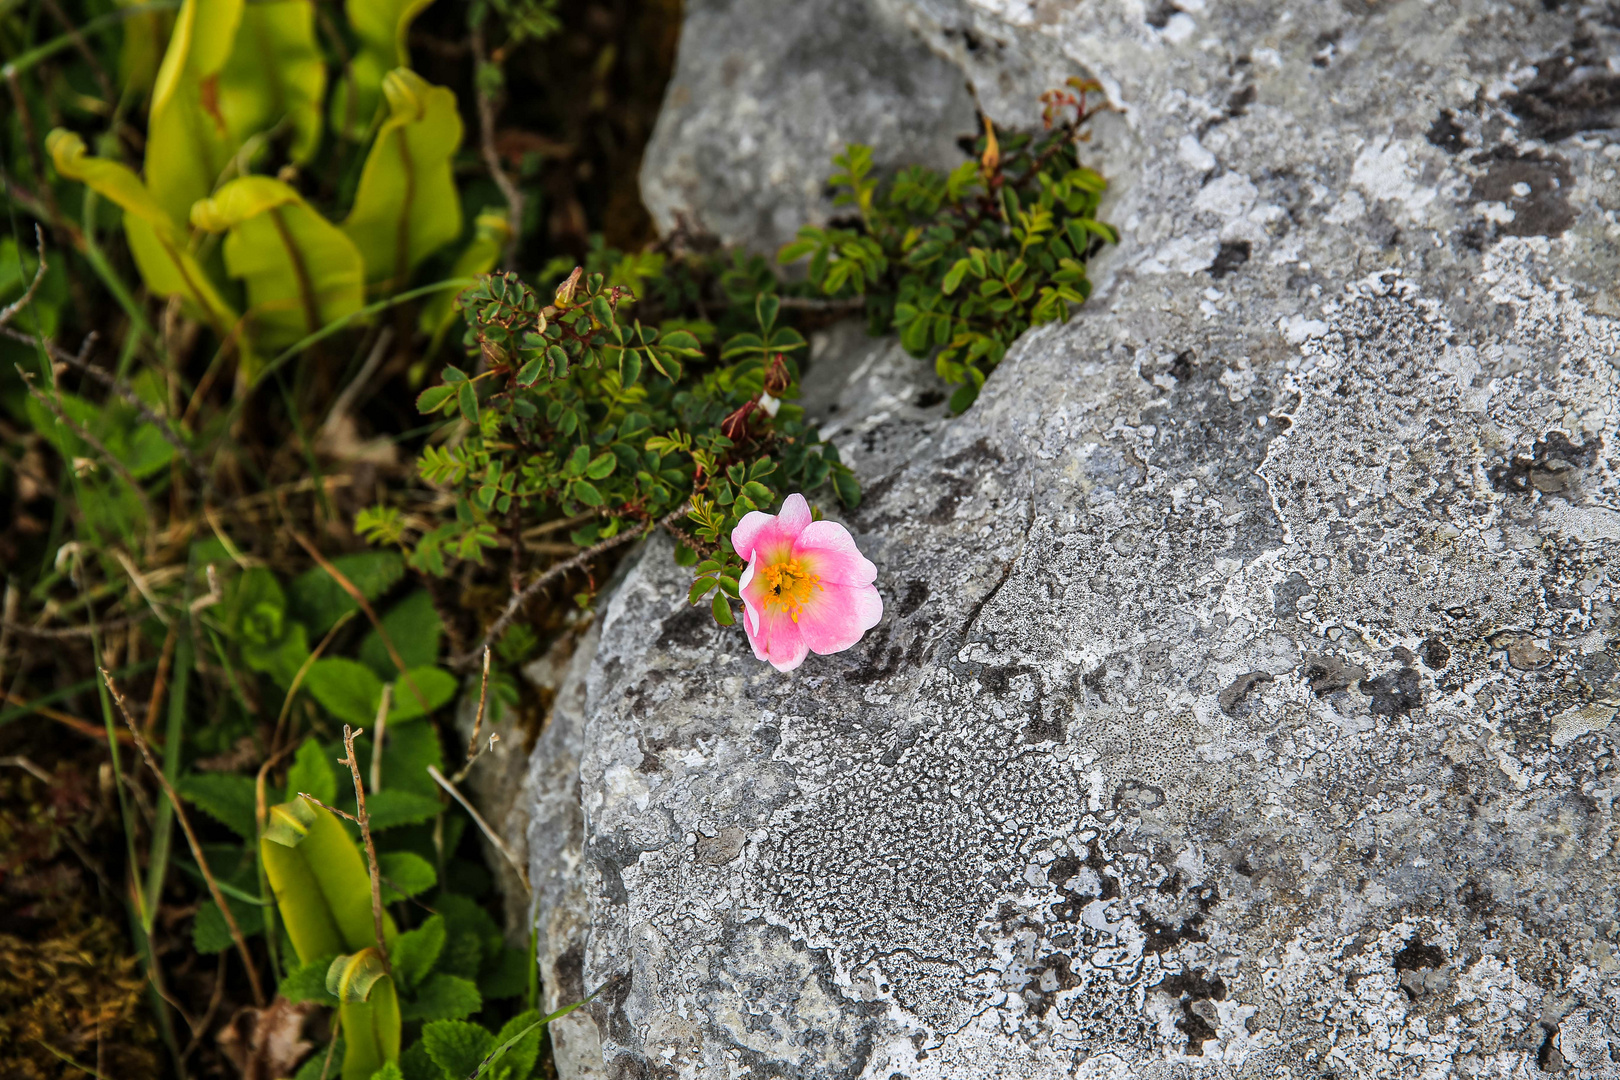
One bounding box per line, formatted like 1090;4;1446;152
759;558;821;622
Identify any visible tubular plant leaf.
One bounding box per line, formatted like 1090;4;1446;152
145;0;249;223
218;0;327;162
331;0;437;139
192;176;366;354
342;68;464;292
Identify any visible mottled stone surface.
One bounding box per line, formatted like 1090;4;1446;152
527;0;1620;1076
637;0;979;253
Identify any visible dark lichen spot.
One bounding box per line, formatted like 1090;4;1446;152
1361;667;1422;716
1273;572;1311;617
1488;431;1598;495
1169;349;1197;382
1226;84;1256;118
1393;931;1448;1000
1145;0;1181;29
1151;970;1227;1054
1469;146;1575;238
1503;48;1620;142
1218;670;1273;715
1421;637;1451;670
1427;109;1466;153
1302;654;1364;696
1113;779;1166;814
897;579;930;618
914;388;945;409
657;605;718;651
1208;240;1252;279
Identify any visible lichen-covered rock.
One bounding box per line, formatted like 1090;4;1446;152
529;1;1620;1076
637;0;978;253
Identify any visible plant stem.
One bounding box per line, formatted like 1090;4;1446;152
101;668;268;1006
340;722;390;974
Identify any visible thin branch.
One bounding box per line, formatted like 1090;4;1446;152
2;689;135;743
428;764;528;894
288;530;430;713
469;18;523;267
0;616;143;639
100;668;267;1006
0;224;47;330
339;723;390;974
455;647;492;781
295;793;356;823
453;502;692;669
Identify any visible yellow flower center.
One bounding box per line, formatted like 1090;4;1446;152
759;558;821;621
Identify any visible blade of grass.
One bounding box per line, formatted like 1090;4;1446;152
143;616;192;930
0;1;182;80
468;992;601;1080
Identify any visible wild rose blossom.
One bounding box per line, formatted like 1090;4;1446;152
732;493;882;672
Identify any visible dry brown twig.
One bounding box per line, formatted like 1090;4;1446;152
457;647;493;780
427;764;528;894
0;225;48;330
455;501;692;669
100;667;267;1006
469;18;523;267
338;721;391;974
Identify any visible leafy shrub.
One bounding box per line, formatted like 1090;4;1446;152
781;80;1117;411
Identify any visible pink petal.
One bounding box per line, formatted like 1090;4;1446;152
730;496;809;563
730;510;775;561
794;520;877;586
748;605;810;672
797;580;883;656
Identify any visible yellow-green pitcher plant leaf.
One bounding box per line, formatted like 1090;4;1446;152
340;973;401;1080
419;209;509;346
327;947;389;1003
342;68;463;292
146;0;248;224
262;794;400;954
217;0;327;163
46;130;240;339
330;0;436;140
261;798;347;964
192;176;366;353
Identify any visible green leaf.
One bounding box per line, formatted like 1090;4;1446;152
387;667;458;723
193;892;265;954
401;973;482;1022
585;452;616;480
571;480;603;508
281;954;341;1004
422;1020;495;1079
833;468;862;508
711;592;734;626
144;0;249;223
331;0;436;139
218;0;326;162
296;1039;346;1080
343;70;464;290
398;1042;438;1080
305;658;387;727
458;381;480;423
176;772;259;839
287;551;406;635
365;789;442;830
359;590;444;677
417;385;456;414
369;1064;405;1080
377;850;436;903
191;177;366;353
377;720;444;797
479;947;529;1002
392;915;445;990
286;736;338;806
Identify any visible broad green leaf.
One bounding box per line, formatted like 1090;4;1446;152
45;131;239;337
331;0;436;139
280;953;340;1003
344;69;464;290
391;914;445;990
294;1038;345;1080
365;789;442;830
358;590;443;677
478;946;529;1001
421;1019;495;1079
115;0;171;96
286;736;338;806
145;0;248;223
218;0;327;162
385;667;457;723
176;772;258;839
400;973;481;1021
397;1043;437;1080
22;389;176;480
488;1009;543;1078
192;177;367;352
287;551;406;634
369;1064;405;1080
193;892;265;953
304;658;385;727
377;850;436;903
376;720;443;797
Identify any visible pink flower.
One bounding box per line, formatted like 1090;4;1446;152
732;493;882;673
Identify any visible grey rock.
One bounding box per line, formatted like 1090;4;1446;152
638;0;979;254
530;0;1620;1076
